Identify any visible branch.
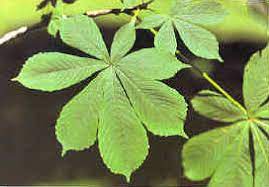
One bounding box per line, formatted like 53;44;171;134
0;26;28;45
86;0;154;17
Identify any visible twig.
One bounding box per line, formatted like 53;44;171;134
0;26;28;45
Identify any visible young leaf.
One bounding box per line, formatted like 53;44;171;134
110;22;136;62
183;122;253;187
60;15;109;60
174;19;222;61
56;75;103;155
208;124;252;187
191;90;247;122
137;14;167;29
14;15;189;181
254;102;269;119
182;124;244;181
243;46;269;111
98;68;149;182
13;52;107;91
137;0;226;60
183;46;269;187
154;20;177;55
172;0;227;25
122;0;141;8
117;70;188;137
118;48;190;80
251;124;269;187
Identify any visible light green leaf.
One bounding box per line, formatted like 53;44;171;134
208;125;252;187
254;102;269;119
174;19;222;61
117;70;187;137
154;20;177;55
251;124;269;187
122;0;141;7
182;123;244;180
183;122;253;187
172;0;227;25
48;18;62;37
15;17;190;182
137;14;167;29
191;90;247;122
243;46;269;111
111;22;136;62
56;74;104;155
118;48;189;80
13;52;107;91
98;68;149;182
60;15;109;60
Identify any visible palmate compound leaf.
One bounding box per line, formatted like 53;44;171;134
13;15;189;181
183;46;269;187
137;0;226;60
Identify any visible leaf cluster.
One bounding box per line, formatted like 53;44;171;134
12;0;269;186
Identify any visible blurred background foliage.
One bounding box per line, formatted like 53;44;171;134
0;0;268;186
0;0;268;42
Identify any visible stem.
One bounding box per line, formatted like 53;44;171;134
203;73;248;115
145;26;248;115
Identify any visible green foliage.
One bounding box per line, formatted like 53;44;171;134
14;14;189;181
183;46;269;187
12;0;269;185
138;0;227;60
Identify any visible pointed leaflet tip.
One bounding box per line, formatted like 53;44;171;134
182;131;189;139
125;173;131;183
11;77;19;81
218;55;224;63
61;148;67;157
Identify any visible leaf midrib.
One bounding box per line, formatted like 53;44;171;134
23;63;108;78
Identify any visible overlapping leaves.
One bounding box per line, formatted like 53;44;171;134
183;46;269;187
138;0;227;60
13;15;189;181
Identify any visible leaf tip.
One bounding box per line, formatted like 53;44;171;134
124;173;131;183
181;131;189;139
217;56;224;63
11;76;19;82
61;148;68;157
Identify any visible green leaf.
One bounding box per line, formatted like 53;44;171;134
122;0;141;7
191;90;247;122
243;47;269;111
254;102;269;119
118;48;189;80
60;15;109;60
154;20;177;55
137;0;226;60
13;52;107;91
183;122;253;187
15;18;189;181
208;124;252;187
183;43;269;186
251;124;269;187
98;68;148;182
174;19;222;61
183;123;244;180
48;18;62;37
117;70;188;137
56;74;104;155
137;14;167;29
110;22;136;62
172;0;227;25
